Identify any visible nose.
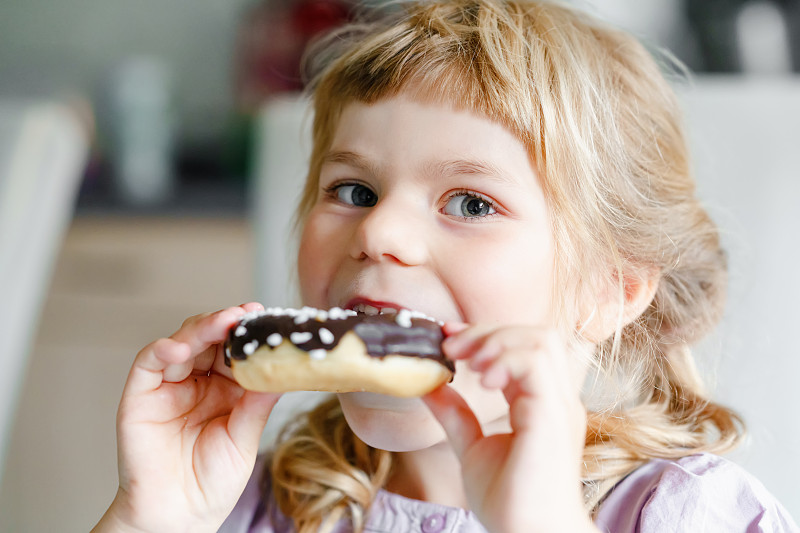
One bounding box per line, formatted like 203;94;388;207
349;196;428;266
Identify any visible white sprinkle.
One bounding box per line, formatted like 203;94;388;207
328;307;356;320
243;340;259;355
234;325;247;337
239;310;263;323
290;331;313;344
309;349;327;360
318;327;334;344
237;306;358;327
328;307;346;319
225;346;231;358
396;309;413;328
266;333;283;347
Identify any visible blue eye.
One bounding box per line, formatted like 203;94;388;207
443;193;497;218
334;184;377;207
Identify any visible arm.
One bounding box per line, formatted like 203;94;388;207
92;304;282;533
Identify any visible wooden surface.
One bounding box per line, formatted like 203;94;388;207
0;215;254;532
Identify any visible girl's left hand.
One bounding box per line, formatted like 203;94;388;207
423;322;600;533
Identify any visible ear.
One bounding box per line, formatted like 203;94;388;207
578;266;660;344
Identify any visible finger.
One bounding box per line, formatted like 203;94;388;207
162;306;251;382
228;391;282;458
441;323;499;360
193;303;263;377
442;321;469;336
478;338;578;435
212;342;235;381
445;325;550;373
479;346;546;391
124;337;192;397
191;345;217;375
423;385;484;459
481;338;565;399
170;306;248;357
215;302;262;379
163;359;195;383
240;301;265;314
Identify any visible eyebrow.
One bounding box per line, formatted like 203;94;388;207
321;151;381;176
323;150;517;186
425;158;517;186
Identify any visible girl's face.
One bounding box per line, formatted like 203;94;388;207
298;95;559;451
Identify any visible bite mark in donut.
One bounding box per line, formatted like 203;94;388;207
224;306;453;397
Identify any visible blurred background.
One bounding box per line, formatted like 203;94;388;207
1;0;798;530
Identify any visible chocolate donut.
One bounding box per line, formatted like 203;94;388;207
224;306;453;397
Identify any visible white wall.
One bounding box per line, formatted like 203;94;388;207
679;77;800;518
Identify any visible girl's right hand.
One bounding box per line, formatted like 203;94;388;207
92;303;281;533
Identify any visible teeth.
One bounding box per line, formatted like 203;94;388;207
352;303;401;316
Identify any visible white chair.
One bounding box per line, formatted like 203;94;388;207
251;79;800;516
0;101;88;483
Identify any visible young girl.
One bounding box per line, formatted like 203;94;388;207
92;1;799;532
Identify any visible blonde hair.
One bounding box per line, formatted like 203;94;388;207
269;397;392;532
268;0;744;529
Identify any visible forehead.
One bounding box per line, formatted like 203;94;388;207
321;96;543;200
329;96;531;163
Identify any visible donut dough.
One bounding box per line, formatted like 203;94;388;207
225;307;453;397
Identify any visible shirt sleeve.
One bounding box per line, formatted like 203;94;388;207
637;454;799;533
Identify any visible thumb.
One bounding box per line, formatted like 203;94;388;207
423;385;483;459
228;391;282;458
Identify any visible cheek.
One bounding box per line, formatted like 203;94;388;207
447;232;556;326
297;216;331;306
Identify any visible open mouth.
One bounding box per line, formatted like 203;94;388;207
349;302;401;316
346;300;443;326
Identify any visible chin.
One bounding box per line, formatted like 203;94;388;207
338;392;448;452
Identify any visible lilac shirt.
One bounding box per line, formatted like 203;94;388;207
220;453;798;532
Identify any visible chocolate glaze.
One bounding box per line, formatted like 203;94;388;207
224;308;453;372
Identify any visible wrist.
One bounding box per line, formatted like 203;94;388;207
92;488;224;533
91;489;149;533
